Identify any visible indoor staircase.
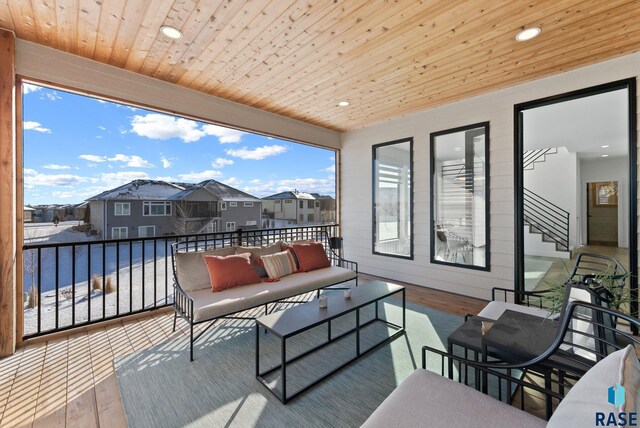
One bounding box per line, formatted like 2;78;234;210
523;187;570;253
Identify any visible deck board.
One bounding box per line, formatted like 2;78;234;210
0;278;489;427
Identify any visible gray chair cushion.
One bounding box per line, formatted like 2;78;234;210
362;369;546;428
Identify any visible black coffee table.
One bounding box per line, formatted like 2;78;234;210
255;281;405;403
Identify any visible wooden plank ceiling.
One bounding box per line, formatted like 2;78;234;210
0;0;639;132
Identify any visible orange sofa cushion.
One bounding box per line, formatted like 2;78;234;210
203;253;261;292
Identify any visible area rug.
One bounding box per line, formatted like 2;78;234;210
114;298;465;427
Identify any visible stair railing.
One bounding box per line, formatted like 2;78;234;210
523;188;570;251
523;148;558;170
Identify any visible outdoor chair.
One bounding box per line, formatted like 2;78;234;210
423;301;640;421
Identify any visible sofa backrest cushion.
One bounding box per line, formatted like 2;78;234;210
203;253;261;292
282;239;319;269
261;250;297;279
175;246;236;291
237;242;283;277
547;345;640;427
291;242;331;272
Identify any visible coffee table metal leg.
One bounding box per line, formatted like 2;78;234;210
255;325;260;377
356;309;360;356
402;288;406;329
281;338;287;403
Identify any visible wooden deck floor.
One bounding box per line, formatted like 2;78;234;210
0;278;487;427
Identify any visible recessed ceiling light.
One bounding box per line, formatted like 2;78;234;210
338;101;350;107
515;27;541;42
601;154;609;158
453;148;461;151
160;26;182;39
601;145;610;148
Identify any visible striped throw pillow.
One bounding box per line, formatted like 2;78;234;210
261;250;297;279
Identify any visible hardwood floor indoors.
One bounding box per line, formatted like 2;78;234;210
0;276;515;427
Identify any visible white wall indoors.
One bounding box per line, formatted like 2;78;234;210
340;52;640;300
522;147;578;257
580;156;629;248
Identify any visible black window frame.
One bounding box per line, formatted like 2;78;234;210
429;122;491;271
372;137;414;260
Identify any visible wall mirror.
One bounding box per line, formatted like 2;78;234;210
430;122;490;270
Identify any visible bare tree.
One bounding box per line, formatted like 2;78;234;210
23;227;39;308
172;202;206;236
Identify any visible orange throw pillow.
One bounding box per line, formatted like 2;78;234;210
291;242;331;272
203;253;261;292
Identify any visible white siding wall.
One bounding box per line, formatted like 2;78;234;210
341;52;640;300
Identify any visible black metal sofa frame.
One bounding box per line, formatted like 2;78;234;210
170;230;358;360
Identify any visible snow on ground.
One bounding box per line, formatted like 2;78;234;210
23;223;175;336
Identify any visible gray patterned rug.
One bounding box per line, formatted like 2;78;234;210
114;297;463;427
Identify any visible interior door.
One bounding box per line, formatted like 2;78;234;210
587;181;618;245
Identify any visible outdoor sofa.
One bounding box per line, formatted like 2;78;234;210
171;237;358;360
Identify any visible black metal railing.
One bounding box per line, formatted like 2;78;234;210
523;147;558;170
22;224;339;339
523;188;570;251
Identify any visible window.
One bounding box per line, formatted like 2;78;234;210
138;225;155;237
299;200;304;209
299;214;304;222
143;201;171;216
112;227;128;239
226;221;236;231
275;200;281;204
229;202;237;207
206;222;217;233
285;200;292;203
114;202;130;216
373;138;413;258
244;202;254;207
308;214;314;222
430;122;489;270
315;201;320;207
220;202;227;211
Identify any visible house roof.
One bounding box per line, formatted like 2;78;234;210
310;193;335;200
86;180;185;201
263;191;315;201
4;2;639;131
197;180;262;203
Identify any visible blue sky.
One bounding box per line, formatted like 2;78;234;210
22;83;336;205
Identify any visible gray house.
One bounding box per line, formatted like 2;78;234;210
168;179;263;234
86;179;262;239
262;190;321;226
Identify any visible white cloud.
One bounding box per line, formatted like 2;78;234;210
212;157;233;168
241;177;335;198
130;113;247;144
79;154;107;163
22;84;42;94
79;153;153;168
160;157;172;168
177;170;222;182
98;125;107;131
130;113;205;143
99;171;150;189
222;177;242;186
44;91;62;101
52;191;77;199
43;164;71;170
226;145;287;160
201;124;246;143
108;154;154;168
322;165;336;173
23;169;94;189
23;121;51;133
96;99;107;104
